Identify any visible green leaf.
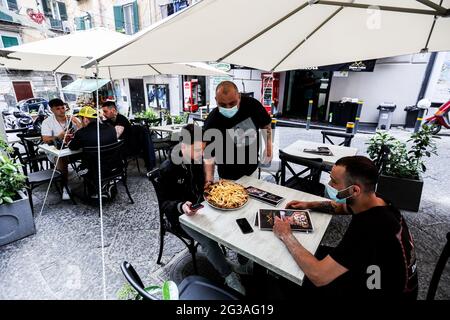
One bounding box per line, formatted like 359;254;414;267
3;196;13;204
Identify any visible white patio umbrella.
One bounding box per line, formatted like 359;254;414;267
0;28;229;77
84;0;450;72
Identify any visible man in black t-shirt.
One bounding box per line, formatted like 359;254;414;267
273;156;418;299
203;81;272;183
102;100;131;141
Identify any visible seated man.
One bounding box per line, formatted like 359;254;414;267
41;98;82;200
273;156;418;299
101;100;131;141
69;106;118;198
158;124;245;295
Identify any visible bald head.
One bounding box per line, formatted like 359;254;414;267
216;81;239;95
215;81;240;109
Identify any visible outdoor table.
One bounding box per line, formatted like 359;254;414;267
38;144;82;158
148;124;184;133
179;175;333;286
282;140;358;166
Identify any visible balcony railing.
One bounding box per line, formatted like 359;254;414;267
49;17;63;30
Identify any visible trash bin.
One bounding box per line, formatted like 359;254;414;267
377;103;396;130
404;105;420;128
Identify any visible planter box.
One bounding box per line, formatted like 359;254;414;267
0;191;35;246
376;174;423;212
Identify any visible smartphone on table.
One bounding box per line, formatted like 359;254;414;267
236;218;254;234
190;203;204;210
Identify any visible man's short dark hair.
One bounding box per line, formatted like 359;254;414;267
102;100;117;109
180;124;203;145
49;98;65;108
335;156;378;192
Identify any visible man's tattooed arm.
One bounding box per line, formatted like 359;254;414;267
312;201;349;215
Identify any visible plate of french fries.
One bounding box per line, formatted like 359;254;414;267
204;180;249;210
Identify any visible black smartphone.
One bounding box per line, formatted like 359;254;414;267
190;203;204;210
236;218;253;234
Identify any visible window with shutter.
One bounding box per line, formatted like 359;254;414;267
113;5;124;33
6;0;18;11
2;35;19;48
41;0;52;17
74;17;85;30
132;1;139;33
57;1;67;21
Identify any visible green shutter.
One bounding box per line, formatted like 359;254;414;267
133;1;139;33
2;36;19;48
0;11;13;22
41;0;52;17
7;0;18;11
113;6;124;32
74;17;85;30
58;1;67;21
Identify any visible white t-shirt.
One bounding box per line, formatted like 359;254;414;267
41;115;74;137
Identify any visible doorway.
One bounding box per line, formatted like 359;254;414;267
12;81;34;102
128;79;145;114
283;70;331;122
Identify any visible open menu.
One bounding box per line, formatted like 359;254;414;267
303;146;333;156
256;209;314;233
245;186;284;206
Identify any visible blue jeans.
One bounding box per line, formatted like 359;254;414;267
181;224;232;278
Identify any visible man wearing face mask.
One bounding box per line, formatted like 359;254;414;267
203;81;272;184
273;156;418;299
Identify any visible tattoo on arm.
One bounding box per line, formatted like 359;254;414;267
315;201;339;214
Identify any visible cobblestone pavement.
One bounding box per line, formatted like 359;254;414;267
0;126;448;300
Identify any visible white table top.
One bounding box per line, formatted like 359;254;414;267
6;133;21;144
148;124;184;133
39;144;82;158
282;140;358;166
179;175;333;286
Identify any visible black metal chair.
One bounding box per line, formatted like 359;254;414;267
17;132;49;173
147;168;199;274
120;261;239;300
82;140;134;204
321;130;354;147
426;232;450;300
11;147;75;215
279;150;327;197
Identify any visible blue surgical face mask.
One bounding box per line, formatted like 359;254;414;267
219;105;238;118
325;184;354;204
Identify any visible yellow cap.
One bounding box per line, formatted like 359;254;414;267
78;106;98;119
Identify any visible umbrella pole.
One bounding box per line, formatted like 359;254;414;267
108;66;118;102
95;62;107;301
53;72;64;100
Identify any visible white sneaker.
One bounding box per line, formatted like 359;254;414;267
224;272;246;296
227;259;254;275
62;188;70;200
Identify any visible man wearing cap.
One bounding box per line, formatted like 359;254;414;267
41;98;82;200
69;106;117;150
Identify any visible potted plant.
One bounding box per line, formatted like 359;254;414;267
366;125;439;212
0;138;35;246
172;112;188;125
134;109;159;124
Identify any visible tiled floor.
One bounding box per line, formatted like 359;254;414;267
0;126;448;299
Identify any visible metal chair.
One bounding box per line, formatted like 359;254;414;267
321;130;354;147
82;140;134;204
426;232;450;300
121;261;239;300
279;149;327;197
147;168;199;274
11;147;75;215
17;132;49;173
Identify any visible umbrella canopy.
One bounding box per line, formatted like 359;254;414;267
61;78;110;93
85;0;450;72
0;28;229;77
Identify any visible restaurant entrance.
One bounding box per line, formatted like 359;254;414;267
283;70;331;122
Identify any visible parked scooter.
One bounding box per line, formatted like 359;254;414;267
2;109;18;129
12;110;34;130
424;100;450;134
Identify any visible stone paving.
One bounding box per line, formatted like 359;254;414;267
0;126;448;300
